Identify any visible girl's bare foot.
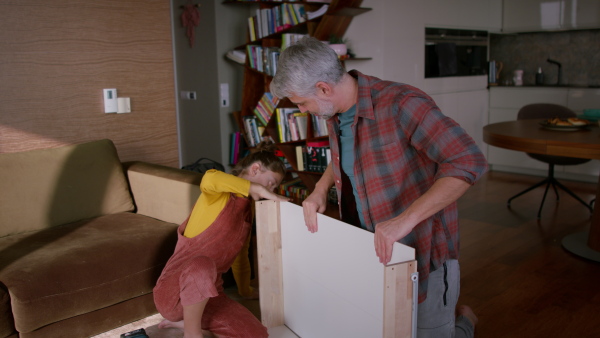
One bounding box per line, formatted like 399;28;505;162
158;319;184;330
456;305;478;327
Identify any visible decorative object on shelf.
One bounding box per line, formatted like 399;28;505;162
536;67;544;85
513;69;524;86
306;4;329;20
181;2;201;47
328;35;348;57
488;60;503;85
226;49;246;65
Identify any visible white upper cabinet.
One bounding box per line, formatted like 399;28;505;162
423;0;502;31
503;0;562;32
503;0;600;32
562;0;600;30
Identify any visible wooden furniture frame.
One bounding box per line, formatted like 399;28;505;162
256;201;417;337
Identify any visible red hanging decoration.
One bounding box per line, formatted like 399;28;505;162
181;4;200;48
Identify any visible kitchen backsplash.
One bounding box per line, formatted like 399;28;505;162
489;29;600;87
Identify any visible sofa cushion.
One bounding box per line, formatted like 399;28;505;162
0;212;178;333
0;139;134;238
0;285;15;337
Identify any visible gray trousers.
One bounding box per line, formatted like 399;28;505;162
417;259;474;338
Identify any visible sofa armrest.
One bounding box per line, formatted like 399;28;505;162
123;161;203;225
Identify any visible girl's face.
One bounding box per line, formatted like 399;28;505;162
246;162;284;192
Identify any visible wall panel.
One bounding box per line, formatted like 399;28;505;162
0;0;178;166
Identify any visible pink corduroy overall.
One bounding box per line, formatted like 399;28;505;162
153;194;268;338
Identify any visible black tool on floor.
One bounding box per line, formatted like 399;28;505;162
120;328;149;338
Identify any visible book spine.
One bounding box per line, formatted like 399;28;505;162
295;145;304;171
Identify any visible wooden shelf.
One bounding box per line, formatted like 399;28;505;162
227;0;369;213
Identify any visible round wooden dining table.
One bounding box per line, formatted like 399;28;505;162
483;119;600;262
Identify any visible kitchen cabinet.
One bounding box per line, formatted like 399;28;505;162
503;0;600;32
562;0;600;30
430;89;489;153
488;87;600;181
503;0;562;32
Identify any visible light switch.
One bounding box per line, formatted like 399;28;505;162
220;83;229;107
117;97;131;113
103;89;117;113
180;91;197;100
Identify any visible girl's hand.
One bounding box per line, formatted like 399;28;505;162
249;182;290;202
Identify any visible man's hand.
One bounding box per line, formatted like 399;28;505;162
302;190;328;233
249;183;290;202
374;218;414;264
373;177;471;264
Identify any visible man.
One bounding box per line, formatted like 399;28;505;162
270;36;488;337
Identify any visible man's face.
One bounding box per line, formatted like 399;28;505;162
289;95;336;120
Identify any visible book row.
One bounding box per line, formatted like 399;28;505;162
229;131;249;165
246;45;280;76
253;92;279;127
245;33;307;75
296;141;331;173
242;116;264;148
277;178;309;204
275;108;329;143
247;3;306;42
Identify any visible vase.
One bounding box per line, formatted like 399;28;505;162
329;44;347;57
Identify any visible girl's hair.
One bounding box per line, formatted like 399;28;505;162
231;140;287;177
270;36;345;99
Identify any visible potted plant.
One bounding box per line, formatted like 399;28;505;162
328;35;348;58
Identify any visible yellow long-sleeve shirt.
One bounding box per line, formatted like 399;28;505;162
183;169;254;297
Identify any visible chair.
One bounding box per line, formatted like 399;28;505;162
507;103;594;219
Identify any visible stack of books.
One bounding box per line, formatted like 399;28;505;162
253;92;279;126
275;108;308;143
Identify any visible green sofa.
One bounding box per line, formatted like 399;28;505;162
0;139;203;337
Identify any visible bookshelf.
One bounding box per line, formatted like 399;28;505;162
225;0;371;212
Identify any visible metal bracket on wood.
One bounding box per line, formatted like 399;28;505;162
411;272;419;338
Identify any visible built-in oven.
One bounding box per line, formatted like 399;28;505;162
425;27;488;78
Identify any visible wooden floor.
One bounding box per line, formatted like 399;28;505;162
458;171;600;338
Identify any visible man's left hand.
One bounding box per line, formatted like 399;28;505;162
374;218;413;265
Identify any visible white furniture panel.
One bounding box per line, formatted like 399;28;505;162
280;202;413;338
257;201;417;338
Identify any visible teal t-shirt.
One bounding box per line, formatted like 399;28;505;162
339;105;366;228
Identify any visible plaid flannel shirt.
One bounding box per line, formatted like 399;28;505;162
327;70;488;303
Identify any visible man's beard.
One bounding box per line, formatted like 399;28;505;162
313;98;335;120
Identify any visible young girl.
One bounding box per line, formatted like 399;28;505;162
153;142;289;338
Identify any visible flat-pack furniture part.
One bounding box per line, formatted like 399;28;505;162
256;201;418;338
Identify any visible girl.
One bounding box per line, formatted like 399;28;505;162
153;142;289;338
